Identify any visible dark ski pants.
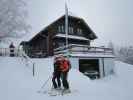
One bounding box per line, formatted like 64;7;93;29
62;71;69;89
52;71;61;89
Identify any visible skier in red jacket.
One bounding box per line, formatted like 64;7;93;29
60;56;71;92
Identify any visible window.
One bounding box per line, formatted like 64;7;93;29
61;25;64;33
77;28;82;35
69;26;74;34
58;26;61;32
58;25;64;33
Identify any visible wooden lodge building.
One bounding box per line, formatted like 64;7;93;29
21;14;97;58
20;14;115;79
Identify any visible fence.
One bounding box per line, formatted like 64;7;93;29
20;49;36;77
0;48;22;57
0;48;35;77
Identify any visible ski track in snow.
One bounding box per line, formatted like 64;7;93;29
0;57;133;100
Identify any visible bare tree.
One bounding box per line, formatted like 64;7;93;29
0;0;30;42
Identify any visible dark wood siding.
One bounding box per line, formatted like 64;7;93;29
53;38;90;49
52;17;89;38
21;15;97;58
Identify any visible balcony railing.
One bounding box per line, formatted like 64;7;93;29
54;44;113;56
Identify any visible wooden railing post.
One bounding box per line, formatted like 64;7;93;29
33;63;35;77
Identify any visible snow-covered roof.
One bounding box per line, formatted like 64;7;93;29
21;13;96;43
55;34;89;41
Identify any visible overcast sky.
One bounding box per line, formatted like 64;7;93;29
20;0;133;47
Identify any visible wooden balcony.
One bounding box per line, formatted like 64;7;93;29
54;44;114;58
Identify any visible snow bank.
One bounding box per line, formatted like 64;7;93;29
0;57;133;100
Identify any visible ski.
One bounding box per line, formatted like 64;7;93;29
61;89;71;96
37;88;78;96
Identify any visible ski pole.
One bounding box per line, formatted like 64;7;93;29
38;75;52;92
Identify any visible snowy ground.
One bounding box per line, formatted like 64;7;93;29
0;57;133;100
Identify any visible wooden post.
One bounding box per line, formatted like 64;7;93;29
33;63;35;77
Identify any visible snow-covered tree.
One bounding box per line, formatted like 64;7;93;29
107;41;115;55
117;46;133;65
0;0;30;42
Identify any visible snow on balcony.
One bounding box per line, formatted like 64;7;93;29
55;34;89;41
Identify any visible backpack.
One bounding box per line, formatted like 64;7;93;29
60;59;71;72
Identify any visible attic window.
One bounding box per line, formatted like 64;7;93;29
58;25;64;33
77;28;82;35
61;25;64;32
69;26;74;34
58;26;61;32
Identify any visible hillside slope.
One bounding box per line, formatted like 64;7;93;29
0;57;133;100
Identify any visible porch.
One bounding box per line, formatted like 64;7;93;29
54;44;115;79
